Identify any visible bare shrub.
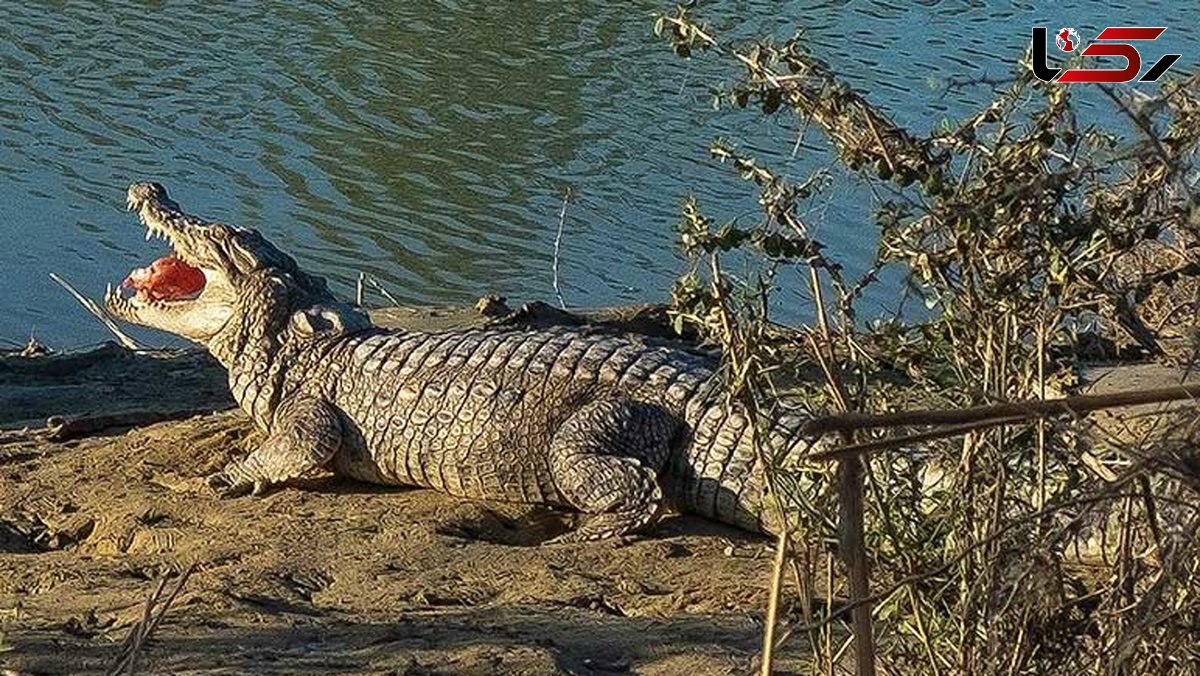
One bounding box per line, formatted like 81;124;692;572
656;6;1200;673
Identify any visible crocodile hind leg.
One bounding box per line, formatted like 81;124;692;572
208;396;343;497
547;397;678;542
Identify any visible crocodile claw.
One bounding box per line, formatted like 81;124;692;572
543;528;640;547
206;471;257;498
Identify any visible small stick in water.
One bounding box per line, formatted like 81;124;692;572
553;187;571;310
364;275;401;307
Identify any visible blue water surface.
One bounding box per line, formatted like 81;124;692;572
0;1;1194;347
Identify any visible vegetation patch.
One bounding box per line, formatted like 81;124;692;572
658;5;1200;674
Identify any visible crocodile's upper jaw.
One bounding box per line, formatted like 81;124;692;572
105;182;241;342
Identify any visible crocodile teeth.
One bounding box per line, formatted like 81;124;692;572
104;284;128;314
142;223;171;244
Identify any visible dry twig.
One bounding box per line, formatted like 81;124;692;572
105;564;196;675
48;273;142;350
553;187;571;310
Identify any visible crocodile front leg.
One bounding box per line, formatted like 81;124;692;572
548;397;678;542
209;395;343;496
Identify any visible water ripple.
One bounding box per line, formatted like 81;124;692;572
1;0;1196;345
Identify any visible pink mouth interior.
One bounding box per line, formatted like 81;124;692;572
123;255;206;302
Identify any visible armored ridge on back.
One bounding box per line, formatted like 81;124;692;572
104;182;819;541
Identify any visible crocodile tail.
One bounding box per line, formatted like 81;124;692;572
671;401;819;534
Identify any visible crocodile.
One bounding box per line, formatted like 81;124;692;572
104;182;819;541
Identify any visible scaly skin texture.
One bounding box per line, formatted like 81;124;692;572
106;183;818;541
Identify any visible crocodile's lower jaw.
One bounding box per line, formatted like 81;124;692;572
104;263;236;342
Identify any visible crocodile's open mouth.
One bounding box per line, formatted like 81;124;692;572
123;255;206;303
104;182;243;341
109;205;209;310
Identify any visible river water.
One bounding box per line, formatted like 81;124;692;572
1;1;1194;347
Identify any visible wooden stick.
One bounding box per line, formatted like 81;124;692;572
806;384;1199;462
805;266;875;675
125;576;169;675
804;384;1200;437
553;187;571;310
48;273;142;350
105;564;196;676
760;527;788;676
45;408;222;441
839;456;875;676
810;415;1030;462
361;275;401;307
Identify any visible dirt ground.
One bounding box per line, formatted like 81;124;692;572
0;305;811;676
1;302;1192;675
